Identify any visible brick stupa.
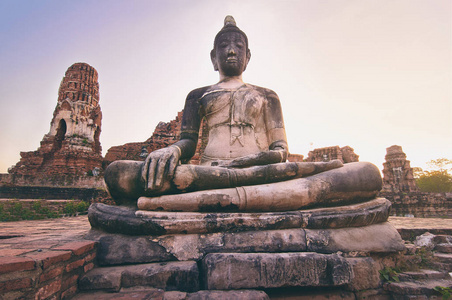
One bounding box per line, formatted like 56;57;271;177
9;63;103;176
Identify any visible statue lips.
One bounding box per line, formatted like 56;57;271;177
226;57;238;64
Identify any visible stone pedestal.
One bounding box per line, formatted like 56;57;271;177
81;198;406;298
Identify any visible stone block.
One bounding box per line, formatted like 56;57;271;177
86;230;175;265
306;222;405;253
0;256;35;274
158;229;306;261
121;261;199;292
79;266;123;292
345;257;381;291
202;252;352;290
79;261;199;293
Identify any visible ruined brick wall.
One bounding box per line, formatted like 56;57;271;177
0;186;108;202
9;63;103;178
305;146;359;163
0;173;105;189
380;191;452;218
287;153;304;162
382;145;419;193
103;111;207;167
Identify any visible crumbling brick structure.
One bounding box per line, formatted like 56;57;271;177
305;146;359;163
382;145;419;193
103;111;208;167
9;63;103;177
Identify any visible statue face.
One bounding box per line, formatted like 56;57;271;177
211;32;250;77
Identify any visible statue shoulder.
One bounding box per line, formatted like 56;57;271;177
186;86;212;101
247;84;280;102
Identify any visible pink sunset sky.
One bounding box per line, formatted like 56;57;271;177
0;0;450;173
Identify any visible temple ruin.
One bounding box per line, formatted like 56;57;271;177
8;63;103;177
382;145;419;193
305;145;359;163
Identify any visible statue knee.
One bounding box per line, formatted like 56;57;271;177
104;160;144;205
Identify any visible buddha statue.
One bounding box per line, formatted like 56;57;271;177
104;16;382;212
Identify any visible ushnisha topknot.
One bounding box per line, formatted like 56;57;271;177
213;15;249;49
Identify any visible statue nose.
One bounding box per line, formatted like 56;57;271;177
227;47;236;55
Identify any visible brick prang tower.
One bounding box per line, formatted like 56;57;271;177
9;63;103;176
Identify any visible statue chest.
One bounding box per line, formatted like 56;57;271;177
200;87;266;129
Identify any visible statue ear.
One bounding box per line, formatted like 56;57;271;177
243;49;251;71
210;49;219;71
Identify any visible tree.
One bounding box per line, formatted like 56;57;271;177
415;158;452;193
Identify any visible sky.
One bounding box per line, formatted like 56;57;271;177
0;0;451;173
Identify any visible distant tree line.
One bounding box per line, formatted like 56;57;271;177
414;158;452;193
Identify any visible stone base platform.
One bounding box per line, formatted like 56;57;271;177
88;197;392;235
81;199;406;298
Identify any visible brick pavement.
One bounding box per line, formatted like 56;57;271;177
0;215;95;299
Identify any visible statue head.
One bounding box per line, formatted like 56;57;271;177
211;16;251;77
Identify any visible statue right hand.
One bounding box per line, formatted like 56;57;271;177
142;146;181;191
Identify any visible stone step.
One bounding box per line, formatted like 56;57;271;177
78;261;199;293
433;235;452;244
430;261;452;273
434;253;452;264
436;243;452;253
73;287;270;300
384;278;452;296
398;269;451;281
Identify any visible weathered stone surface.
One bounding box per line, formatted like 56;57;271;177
78;266;123;292
345;257;381;291
79;261;199;292
89;198;391;235
120;261;199;292
306;222;405;253
305;197;391;229
202;252;352;290
88;203;168;236
85;229;175;266
86;222;404;263
158;229;307;261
